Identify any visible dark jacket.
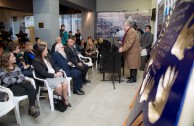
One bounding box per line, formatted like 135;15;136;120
24;51;35;65
52;51;72;76
140;32;153;55
32;56;61;79
51;42;57;54
64;46;81;65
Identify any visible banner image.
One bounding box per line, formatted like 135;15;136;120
124;0;194;126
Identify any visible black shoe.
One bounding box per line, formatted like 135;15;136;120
78;89;85;94
83;79;91;83
73;90;85;95
28;106;40;118
126;78;136;83
127;77;133;79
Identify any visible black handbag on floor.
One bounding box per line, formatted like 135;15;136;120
53;94;67;112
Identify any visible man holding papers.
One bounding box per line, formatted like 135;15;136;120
140;25;153;71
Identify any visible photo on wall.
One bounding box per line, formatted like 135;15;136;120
96;11;151;39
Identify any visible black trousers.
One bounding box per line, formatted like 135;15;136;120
130;69;137;80
10;82;36;106
140;56;148;70
68;68;83;91
75;64;89;81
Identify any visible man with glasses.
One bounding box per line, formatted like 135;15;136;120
140;25;153;71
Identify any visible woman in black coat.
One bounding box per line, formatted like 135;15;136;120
33;44;71;107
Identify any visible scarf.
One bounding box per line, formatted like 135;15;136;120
122;28;130;46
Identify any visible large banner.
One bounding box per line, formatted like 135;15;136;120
96;12;151;39
124;0;194;126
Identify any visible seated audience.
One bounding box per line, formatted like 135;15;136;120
8;42;33;77
51;36;63;54
32;44;71;107
0;52;40;117
33;37;41;51
65;38;91;83
52;43;85;95
79;39;86;56
85;38;97;63
24;42;35;65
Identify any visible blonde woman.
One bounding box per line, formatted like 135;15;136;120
24;42;35;65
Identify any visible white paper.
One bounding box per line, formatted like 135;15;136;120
141;49;147;56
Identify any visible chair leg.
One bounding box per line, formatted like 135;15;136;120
96;61;98;69
36;87;41;110
14;104;21;125
47;88;54;111
92;66;94;77
86;73;89;79
67;78;71;96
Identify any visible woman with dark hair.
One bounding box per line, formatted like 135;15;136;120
32;44;71;107
0;52;40;117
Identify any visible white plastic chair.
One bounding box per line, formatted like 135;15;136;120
78;54;94;78
0;86;21;125
32;71;72;111
14;77;40;109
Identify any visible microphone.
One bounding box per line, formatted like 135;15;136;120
110;29;119;33
116;29;119;32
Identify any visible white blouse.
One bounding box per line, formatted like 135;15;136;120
43;58;55;74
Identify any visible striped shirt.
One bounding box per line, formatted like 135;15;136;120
0;67;25;87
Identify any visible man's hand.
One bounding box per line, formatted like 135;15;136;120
68;62;73;66
118;47;123;53
77;63;83;66
54;72;63;77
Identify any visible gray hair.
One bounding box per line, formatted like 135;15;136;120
55;36;61;42
55;43;63;51
124;20;134;27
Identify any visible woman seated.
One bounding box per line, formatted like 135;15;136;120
85;38;97;63
8;42;33;77
32;44;71;107
0;52;40;117
79;39;86;56
24;42;35;65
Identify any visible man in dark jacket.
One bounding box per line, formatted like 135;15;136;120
140;25;153;71
65;38;90;83
52;43;85;95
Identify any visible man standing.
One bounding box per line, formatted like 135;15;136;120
140;25;153;71
60;24;69;46
118;21;141;83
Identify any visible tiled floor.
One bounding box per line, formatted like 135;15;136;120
0;69;143;126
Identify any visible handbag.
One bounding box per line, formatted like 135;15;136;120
53;93;67;112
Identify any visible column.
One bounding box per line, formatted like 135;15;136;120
33;0;59;49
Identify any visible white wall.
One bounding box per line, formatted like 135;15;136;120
96;0;152;12
33;0;60;49
0;8;32;31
